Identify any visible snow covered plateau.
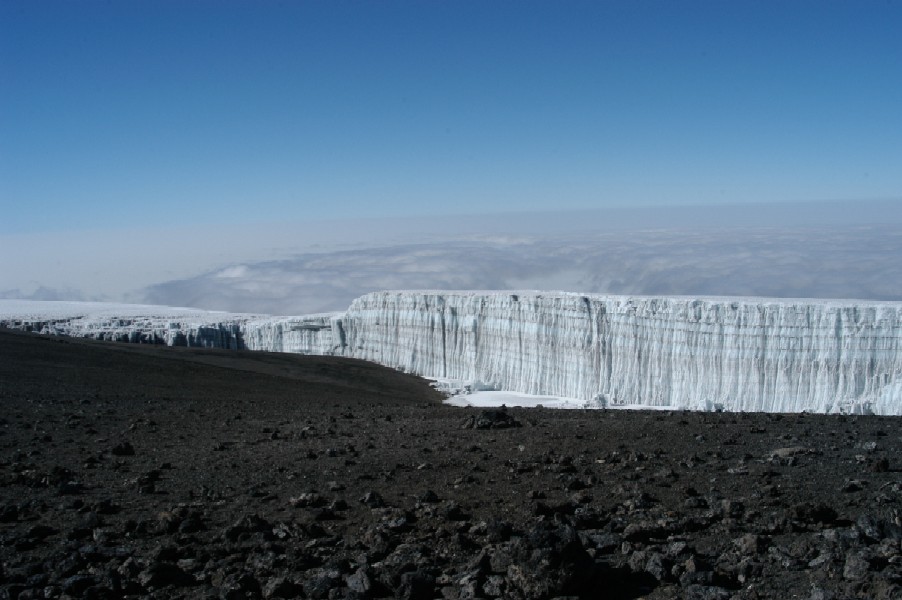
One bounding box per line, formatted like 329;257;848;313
2;292;901;415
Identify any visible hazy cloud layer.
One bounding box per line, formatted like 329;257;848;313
4;201;899;310
0;286;90;302
141;225;902;315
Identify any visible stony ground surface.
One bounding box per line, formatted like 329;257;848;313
1;329;901;600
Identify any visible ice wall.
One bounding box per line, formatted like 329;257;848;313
3;293;901;414
22;316;247;348
0;301;343;354
341;292;902;415
241;314;345;355
0;301;250;348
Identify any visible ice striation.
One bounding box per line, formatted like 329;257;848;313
0;301;255;348
241;314;346;355
2;292;901;415
341;292;902;415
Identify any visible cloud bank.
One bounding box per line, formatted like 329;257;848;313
140;225;902;315
0;286;89;302
4;201;899;314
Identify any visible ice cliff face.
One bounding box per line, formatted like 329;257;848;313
0;301;252;348
241;315;345;355
2;293;901;415
343;292;902;415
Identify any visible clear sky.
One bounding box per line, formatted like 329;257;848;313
1;1;901;310
2;0;900;235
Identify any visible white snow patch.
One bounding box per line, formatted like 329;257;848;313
443;390;589;409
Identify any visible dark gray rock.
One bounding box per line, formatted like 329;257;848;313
219;572;261;600
734;533;768;555
683;584;733;600
843;552;871;580
62;574;97;596
360;491;386;508
345;568;374;596
503;523;596;598
137;561;195;589
110;442;135;456
462;409;521;430
262;576;304;598
397;569;435;600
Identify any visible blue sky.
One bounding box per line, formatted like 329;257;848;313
2;0;900;234
1;1;901;309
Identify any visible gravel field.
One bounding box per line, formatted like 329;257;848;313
1;330;901;599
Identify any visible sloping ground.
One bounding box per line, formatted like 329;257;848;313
1;330;901;599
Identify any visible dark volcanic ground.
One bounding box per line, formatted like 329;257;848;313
1;330;901;600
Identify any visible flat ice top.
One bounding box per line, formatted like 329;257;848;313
5;290;901;322
0;299;258;320
364;289;902;307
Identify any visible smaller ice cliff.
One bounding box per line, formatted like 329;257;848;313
2;292;901;415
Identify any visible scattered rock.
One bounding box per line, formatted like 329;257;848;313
262;576;304;598
110;441;135;456
3;331;902;600
360;491;386;508
461;409;522;430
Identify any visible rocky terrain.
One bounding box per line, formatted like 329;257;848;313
1;329;901;599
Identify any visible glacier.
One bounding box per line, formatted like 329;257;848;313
2;292;901;415
0;300;258;348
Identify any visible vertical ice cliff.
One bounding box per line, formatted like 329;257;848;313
241;314;345;355
0;301;344;355
2;293;901;414
340;292;902;415
0;302;250;348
